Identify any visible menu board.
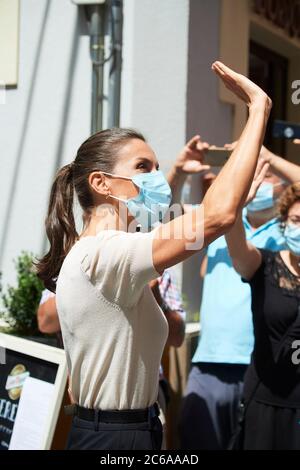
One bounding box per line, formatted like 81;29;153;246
0;334;67;450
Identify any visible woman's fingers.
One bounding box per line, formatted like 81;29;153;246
186;135;201;149
200;165;211;172
226;82;249;103
212;62;240;88
255;161;270;184
254;156;267;178
245;162;270;207
212;61;238;79
212;62;249;103
211;62;225;76
212;60;271;112
224;141;238;151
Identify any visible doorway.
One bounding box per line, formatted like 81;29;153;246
249;40;289;157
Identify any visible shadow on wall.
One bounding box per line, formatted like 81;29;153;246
182;0;232;317
0;1;89;266
41;6;87;255
0;1;53;270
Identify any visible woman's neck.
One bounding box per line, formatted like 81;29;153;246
289;251;300;276
79;206;136;238
280;250;300;277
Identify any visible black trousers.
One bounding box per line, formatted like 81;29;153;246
179;363;247;450
66;414;163;450
244;399;300;450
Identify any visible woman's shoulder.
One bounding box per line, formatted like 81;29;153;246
72;230;129;255
257;248;277;263
242;248;277;286
78;229;156;271
257;249;299;294
77;229;152;244
257;248;280;276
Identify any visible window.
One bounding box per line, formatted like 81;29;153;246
249;40;288;156
0;0;19;87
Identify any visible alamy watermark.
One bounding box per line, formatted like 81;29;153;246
292;340;300;365
291;80;300;105
93;201;206;251
0;80;6;105
0;346;6;365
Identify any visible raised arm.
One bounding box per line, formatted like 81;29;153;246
260;146;300;183
167;135;210;206
224;156;268;279
225;143;300;184
153;62;272;274
225;212;262;280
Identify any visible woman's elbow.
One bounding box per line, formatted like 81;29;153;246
167;333;185;348
166;314;186;348
222;212;237;233
37;307;48;333
208;209;237;241
37;305;60;334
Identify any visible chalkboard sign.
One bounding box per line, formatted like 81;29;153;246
0;333;67;450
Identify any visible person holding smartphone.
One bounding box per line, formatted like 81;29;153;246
179;147;300;450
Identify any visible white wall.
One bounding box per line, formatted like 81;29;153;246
0;0;91;287
0;0;191;289
0;0;232;319
120;0;190;174
120;0;190;292
120;0;234;315
182;0;232;315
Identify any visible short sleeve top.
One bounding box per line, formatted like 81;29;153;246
243;249;300;407
55;229;169;410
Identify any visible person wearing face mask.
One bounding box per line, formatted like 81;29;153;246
179;147;300;451
225;182;300;450
35;62;272;450
246;179;283;212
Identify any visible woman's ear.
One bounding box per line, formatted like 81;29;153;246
88;172;110;197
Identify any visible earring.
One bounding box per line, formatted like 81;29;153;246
105;193;110;200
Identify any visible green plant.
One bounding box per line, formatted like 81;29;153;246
181;292;200;323
187;311;200;323
0;251;44;336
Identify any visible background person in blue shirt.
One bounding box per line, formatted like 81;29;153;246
179;143;300;450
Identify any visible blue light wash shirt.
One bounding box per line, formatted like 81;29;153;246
192;211;286;365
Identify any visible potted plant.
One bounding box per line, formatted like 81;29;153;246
0;251;57;346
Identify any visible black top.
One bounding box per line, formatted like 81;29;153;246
243;249;300;408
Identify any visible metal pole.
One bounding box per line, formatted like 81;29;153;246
107;0;123;128
89;4;105;134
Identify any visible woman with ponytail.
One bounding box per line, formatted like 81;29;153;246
37;162;78;293
35;62;272;450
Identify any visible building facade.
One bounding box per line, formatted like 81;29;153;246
0;0;300;317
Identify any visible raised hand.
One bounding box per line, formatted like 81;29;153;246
244;158;270;207
212;61;272;114
175;135;211;175
225;141;276;165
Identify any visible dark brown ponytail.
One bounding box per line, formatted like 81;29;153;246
35;163;77;292
35;128;145;292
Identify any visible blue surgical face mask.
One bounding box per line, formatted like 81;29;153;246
247;182;282;213
103;170;172;229
284;223;300;257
